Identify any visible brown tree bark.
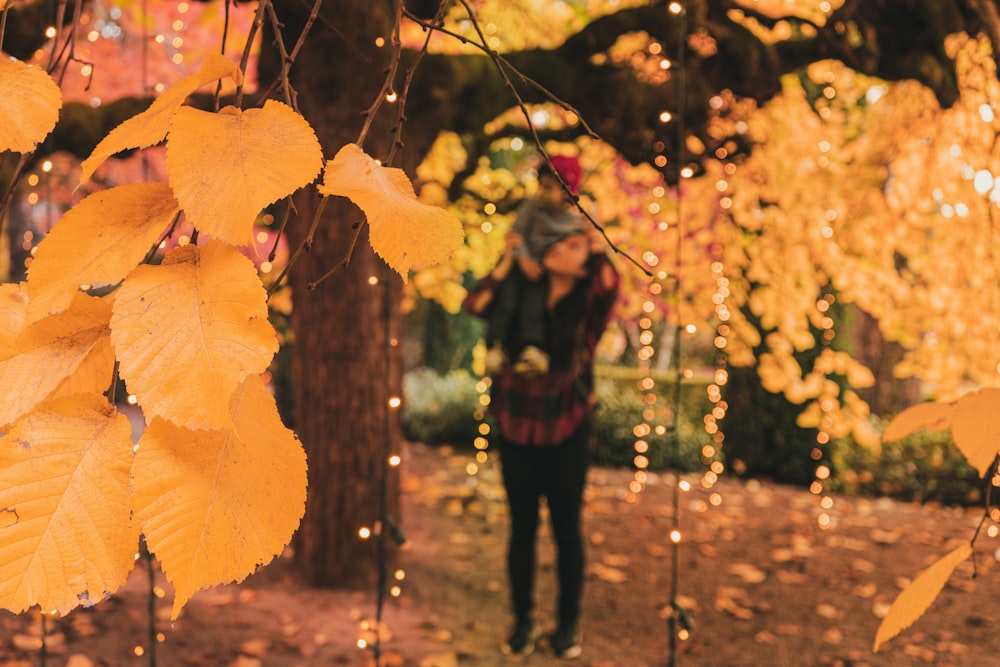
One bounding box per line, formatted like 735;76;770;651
264;1;408;587
848;308;922;417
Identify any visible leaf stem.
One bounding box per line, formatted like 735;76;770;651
0;0;13;51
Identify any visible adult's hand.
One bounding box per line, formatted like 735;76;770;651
517;255;544;281
491;231;524;281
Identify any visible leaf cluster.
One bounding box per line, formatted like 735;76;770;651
0;46;463;619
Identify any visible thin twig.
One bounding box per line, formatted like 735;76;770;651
264;2;295;108
268;198;295;262
288;0;324;63
305;218;365;291
267;196;329;298
0;0;15;51
453;0;650;276
401;9;600;140
235;0;268;109
307;0;449;293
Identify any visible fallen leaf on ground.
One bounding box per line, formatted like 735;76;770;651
238;638;269;656
590;562;628;583
728;562;767;583
816;603;840;619
419;652;458;667
823;627;844;644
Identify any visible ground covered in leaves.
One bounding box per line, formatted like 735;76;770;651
2;440;999;666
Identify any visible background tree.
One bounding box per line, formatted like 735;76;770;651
8;0;1000;590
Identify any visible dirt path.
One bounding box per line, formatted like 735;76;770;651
2;441;998;666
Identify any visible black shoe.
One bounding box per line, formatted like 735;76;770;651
551;622;582;659
501;617;536;657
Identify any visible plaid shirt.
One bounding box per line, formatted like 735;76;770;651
464;253;619;446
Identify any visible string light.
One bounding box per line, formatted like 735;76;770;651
469;377;492;477
701;255;729;499
811;292;837;529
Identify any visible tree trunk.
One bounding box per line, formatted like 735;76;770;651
848;308;922;416
268;0;404;588
287;194;403;587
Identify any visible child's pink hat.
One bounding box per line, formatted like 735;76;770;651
549;155;583;194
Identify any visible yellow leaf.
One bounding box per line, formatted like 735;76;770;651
49;333;116;400
882;400;953;443
166;101;323;246
0;394;138;615
318;143;464;282
0;283;29;358
79;53;242;185
133;375;307;618
27;183;180;323
110;241;277;430
951;388;1000;476
0;56;62;153
0;294;112;429
873;542;973;652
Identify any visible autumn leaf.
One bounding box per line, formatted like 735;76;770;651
79;53;242;185
319;143;464;282
165;101;323;246
873;542;973;652
54;338;118;401
110;241;278;430
0;283;29;356
0;293;113;429
26;183;180;323
133;374;307;618
0;394;138;615
0;56;62;153
950;389;1000;476
882;400;953;443
883;390;1000;476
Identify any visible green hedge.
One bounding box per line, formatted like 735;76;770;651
827;420;983;505
401;367;484;445
401;366;985;505
402;366;713;472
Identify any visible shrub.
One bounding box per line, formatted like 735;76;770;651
401;368;985;506
592;374;711;472
402;367;483;445
402;366;711;472
827;418;983;506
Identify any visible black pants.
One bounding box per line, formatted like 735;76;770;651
498;421;591;627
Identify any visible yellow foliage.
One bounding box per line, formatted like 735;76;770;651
79;53;242;185
949;388;1000;476
0;283;29;356
319;143;464;282
415;131;468;185
110;241;277;430
882;388;1000;476
133;375;306;619
873;543;973;652
0;56;62;153
882;400;953;443
0;50;474;620
0;293;113;430
26;183;180;323
166;102;323;246
0;394;138;615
